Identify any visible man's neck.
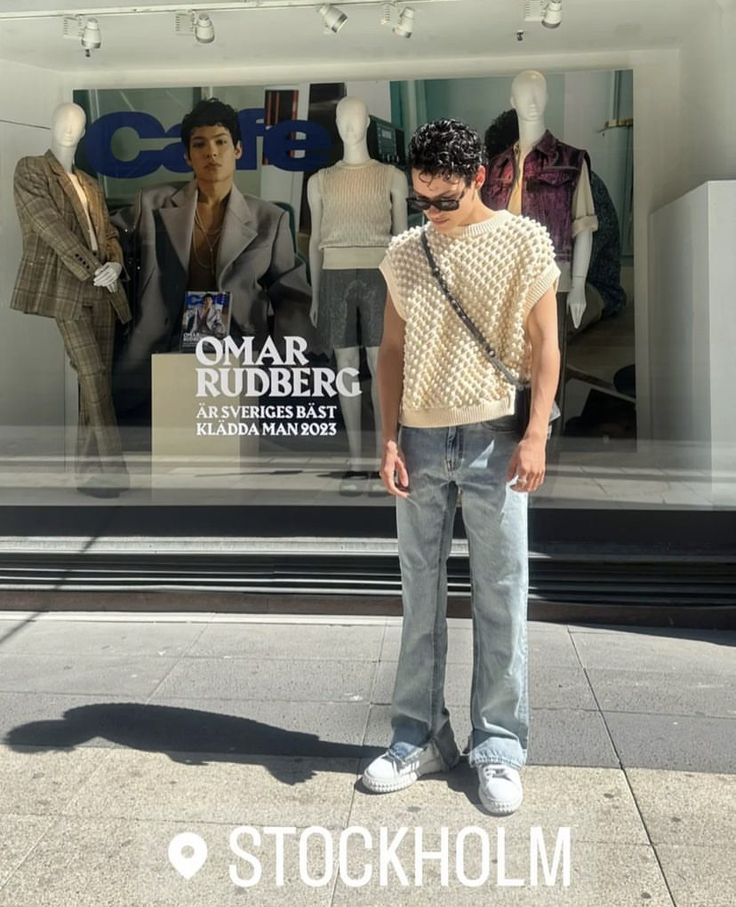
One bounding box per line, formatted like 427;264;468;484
196;179;233;206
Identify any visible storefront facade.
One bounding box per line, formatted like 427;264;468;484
0;1;734;621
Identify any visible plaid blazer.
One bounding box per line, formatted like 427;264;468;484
10;150;131;324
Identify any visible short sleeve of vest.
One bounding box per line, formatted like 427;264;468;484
524;225;561;316
378;252;406;320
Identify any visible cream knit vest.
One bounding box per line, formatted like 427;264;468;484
318;160;399;268
379;211;560;428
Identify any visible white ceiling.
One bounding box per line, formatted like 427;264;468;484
0;0;707;76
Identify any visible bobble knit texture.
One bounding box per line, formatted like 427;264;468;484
318;161;402;268
379;212;560;428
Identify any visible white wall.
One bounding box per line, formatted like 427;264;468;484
679;2;736;191
0;61;69;444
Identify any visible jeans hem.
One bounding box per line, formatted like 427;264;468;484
468;751;526;771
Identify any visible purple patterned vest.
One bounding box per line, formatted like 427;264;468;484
482;130;590;264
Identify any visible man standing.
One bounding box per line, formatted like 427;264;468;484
361;119;560;816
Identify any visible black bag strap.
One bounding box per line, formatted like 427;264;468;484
419;228;526;390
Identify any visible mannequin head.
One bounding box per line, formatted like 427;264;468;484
51;103;86;149
335;96;370;147
510;70;548;123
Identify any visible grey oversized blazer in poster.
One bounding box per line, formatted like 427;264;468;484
111;179;316;413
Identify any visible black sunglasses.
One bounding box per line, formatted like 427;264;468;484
408;186;468;212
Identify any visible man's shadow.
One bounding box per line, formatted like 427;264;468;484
4;702;377;784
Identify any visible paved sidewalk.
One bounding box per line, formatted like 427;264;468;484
0;611;734;906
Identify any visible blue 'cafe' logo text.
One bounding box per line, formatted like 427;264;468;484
84;109;331;178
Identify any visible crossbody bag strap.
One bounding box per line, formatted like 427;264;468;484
419;228;526;390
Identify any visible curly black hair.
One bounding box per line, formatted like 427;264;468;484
484;109;519;162
407;118;487;184
181;97;241;151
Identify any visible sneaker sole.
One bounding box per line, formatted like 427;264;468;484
361;758;444;793
478;788;524;816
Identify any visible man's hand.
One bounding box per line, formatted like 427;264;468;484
380;439;410;498
506;436;547;494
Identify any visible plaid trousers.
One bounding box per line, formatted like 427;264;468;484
56;299;127;478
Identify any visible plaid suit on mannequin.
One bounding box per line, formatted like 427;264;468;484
11;150;132;486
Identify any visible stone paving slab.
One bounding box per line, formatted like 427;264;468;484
187;622;385;661
0;816;337;907
0;692;148;749
62;750;360;827
152;656;377;703
527;709;619;767
655;844;736;907
143;695;371;757
350;764;649;845
0;619;205;658
330;841;674;906
0;815;49;888
588;668;736;718
571;628;736;675
0;653;180;698
603;712;736;773
0;745;107;816
625;768;736;845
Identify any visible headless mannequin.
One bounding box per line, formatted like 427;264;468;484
510;71;592;328
308;97;407;475
51;104;122;292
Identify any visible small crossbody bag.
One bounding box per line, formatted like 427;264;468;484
420;228;560;438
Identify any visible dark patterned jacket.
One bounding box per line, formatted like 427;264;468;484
482;130;590;264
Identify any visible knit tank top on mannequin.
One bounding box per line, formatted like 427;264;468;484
317;160;398;269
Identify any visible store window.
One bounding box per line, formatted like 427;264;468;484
2;71;725;513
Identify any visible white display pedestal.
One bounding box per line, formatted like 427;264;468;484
650;181;736;504
151;353;248;471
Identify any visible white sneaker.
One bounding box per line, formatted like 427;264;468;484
362;741;445;793
477;764;523;815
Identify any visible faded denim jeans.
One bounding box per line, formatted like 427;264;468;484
388;419;529;772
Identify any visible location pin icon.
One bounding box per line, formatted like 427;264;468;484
168;832;208;880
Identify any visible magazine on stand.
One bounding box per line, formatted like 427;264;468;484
179;290;231;352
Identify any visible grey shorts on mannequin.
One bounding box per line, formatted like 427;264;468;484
316;267;386;350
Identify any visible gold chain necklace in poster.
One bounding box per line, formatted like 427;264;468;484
192;204;225;273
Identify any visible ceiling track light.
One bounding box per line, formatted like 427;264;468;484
380;1;396;26
393;5;414;38
542;0;562;29
175;10;216;42
318;3;347;33
62;14;102;57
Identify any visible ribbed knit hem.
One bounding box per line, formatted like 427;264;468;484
322;246;388;269
400;394;515;428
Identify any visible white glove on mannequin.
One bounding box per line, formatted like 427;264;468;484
93;261;122;293
567;280;587;330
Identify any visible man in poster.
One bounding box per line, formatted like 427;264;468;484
112;97;316;417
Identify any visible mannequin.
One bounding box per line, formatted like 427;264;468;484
483;71;598;429
308;96;408;484
11;102;131;496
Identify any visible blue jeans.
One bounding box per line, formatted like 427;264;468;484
388;419;529;771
